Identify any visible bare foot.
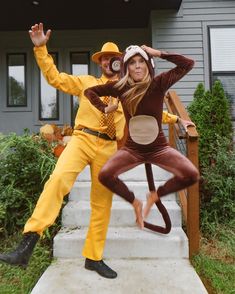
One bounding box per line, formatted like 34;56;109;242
132;198;144;229
143;191;159;219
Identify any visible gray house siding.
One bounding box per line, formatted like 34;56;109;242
1;0;235;135
151;0;235;109
0;28;150;135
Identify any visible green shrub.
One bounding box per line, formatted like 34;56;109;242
188;81;233;168
200;140;235;229
0;131;56;236
188;81;234;231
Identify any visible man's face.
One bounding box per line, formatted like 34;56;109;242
99;54;118;78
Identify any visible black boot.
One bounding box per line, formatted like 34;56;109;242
0;232;40;268
85;258;117;279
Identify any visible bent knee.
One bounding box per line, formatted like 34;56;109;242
98;168;110;185
51;173;67;184
185;168;200;184
49;173;72;195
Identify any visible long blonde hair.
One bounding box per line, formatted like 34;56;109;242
115;68;151;116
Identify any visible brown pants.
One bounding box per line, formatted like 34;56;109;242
98;146;199;203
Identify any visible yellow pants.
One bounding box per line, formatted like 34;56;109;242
24;130;117;260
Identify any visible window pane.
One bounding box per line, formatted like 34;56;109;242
7;54;27;106
212;74;235;119
70;52;89;125
210;27;235;121
210;28;235;71
39;53;59;120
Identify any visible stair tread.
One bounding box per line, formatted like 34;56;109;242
55;226;187;241
64;199;180;209
62;199;182;228
53;227;188;258
72;180;169;186
76;165;173;182
69;182;176;201
31;258;208;294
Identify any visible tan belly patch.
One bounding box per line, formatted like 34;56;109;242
129;115;159;145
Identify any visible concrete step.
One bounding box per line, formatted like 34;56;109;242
69;181;176;202
31;258;208;294
53;227;188;259
77;164;172;182
62;200;182;228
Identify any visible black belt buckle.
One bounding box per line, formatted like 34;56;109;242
81;128;115;141
97;131;102;138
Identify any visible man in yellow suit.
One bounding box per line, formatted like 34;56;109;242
0;23;192;278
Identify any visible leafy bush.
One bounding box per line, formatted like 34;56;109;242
188;81;234;230
200;140;235;230
0;131;56;236
188;81;233;168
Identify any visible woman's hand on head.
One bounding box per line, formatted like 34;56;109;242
141;45;153;54
141;45;161;58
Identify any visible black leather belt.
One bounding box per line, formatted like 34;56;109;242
81;128;116;141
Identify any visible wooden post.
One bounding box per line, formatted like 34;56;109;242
187;137;200;258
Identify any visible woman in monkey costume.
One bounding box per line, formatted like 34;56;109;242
85;45;199;228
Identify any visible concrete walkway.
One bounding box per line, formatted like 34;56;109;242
31;258;208;294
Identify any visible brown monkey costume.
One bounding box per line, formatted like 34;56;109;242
85;45;199;233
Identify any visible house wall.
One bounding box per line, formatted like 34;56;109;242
1;0;235;136
151;0;235;114
0;28;150;134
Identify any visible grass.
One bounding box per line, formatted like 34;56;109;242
192;224;235;294
0;232;52;294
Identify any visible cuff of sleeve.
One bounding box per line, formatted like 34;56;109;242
170;114;178;123
33;45;48;56
160;51;170;59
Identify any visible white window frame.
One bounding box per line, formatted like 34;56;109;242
70;51;90;126
203;21;235;120
39;52;60;121
1;48;32;112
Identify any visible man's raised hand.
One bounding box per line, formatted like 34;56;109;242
29;23;51;47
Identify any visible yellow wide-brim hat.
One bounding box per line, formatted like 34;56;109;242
92;42;122;64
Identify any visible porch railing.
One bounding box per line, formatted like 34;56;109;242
164;90;200;259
